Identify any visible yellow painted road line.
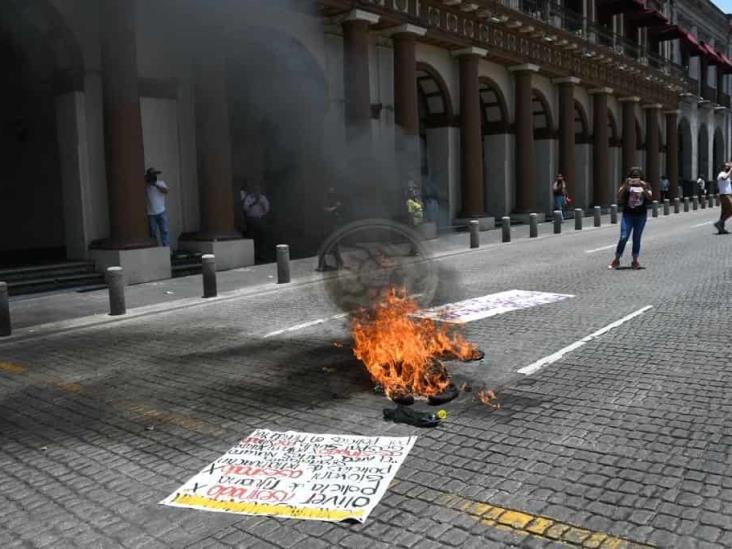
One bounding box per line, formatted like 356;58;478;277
0;361;27;374
445;494;654;548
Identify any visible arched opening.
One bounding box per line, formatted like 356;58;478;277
573;100;591;207
226;28;329;259
713;127;725;192
698;124;709;183
0;0;83;266
416;63;454;228
479;77;511;217
532;89;555;213
679;117;693;195
532;90;554;139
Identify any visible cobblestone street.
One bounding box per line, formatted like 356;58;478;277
1;209;731;548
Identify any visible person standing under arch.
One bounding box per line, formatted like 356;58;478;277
609;167;652;270
552;173;567;220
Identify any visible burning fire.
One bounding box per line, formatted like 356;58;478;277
477;389;501;410
351;288;479;399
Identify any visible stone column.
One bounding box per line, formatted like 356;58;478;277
665;110;680;198
393;25;426;137
510;64;540;213
454;48;488;218
555;77;579;200
100;0;151;249
393;24;427;181
193;53;239;240
644;104;661;200
619;96;640;177
342;10;379;141
590;88;612;206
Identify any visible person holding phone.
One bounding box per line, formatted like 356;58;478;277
609;167;652;270
714;162;732;235
552;173;567;220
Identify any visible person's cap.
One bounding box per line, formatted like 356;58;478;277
145;167;162;176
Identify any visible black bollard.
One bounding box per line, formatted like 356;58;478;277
553;210;562;234
202;254;217;298
501;217;511;243
106;267;126;316
469;220;479;249
529;213;538;238
277;245;291;284
0;281;10;337
610;204;618;224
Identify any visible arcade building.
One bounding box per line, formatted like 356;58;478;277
1;0;730;286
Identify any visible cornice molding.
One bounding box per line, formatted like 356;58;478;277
343;9;380;24
508;63;540;73
451;47;488;58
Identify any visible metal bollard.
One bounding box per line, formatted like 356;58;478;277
501;216;511;243
651;200;659;217
610;204;618;224
708;194;714;208
202;254;217;298
593;206;601;227
684;196;690;212
553;210;562;234
469;219;480;249
574;209;583;230
277;244;291;284
0;281;10;337
663;199;670;216
529;213;538;238
674;197;680;214
106;267;126;316
693;195;699;210
701;195;707;209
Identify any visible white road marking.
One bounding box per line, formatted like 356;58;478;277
263;313;348;338
692;221;714;228
585;244;616;254
414;290;574;324
517;305;653;376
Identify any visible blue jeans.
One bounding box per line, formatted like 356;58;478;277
553;196;566;219
148;211;170;247
615;213;647;258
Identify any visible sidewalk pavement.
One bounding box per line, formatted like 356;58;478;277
1;210;698;333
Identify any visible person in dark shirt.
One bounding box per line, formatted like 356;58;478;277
609;167;652;270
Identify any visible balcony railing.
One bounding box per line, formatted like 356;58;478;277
501;0;696;94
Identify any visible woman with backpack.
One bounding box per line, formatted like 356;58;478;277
609;167;652;270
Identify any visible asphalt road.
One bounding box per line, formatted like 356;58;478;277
0;206;730;548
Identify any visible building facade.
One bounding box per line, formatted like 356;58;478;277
1;0;729;282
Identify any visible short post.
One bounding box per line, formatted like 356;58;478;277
553;210;562;234
106;267;126;316
469;219;480;249
610;204;618;224
701;195;707;209
708;194;714;208
684;196;690;212
0;281;10;337
692;195;699;210
674;197;680;214
593;206;601;227
501;216;511;243
529;213;538;238
574;209;583;230
663;199;670;216
276;244;291;284
651;200;659;217
202;254;217;298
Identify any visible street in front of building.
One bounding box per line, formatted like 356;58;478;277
1;209;731;548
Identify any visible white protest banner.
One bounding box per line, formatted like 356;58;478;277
414;289;574;324
161;429;416;523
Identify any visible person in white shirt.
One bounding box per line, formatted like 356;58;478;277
240;182;271;260
714;162;732;235
145;168;170;247
697;175;706;197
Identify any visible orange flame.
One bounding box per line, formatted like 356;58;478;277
352;288;479;398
